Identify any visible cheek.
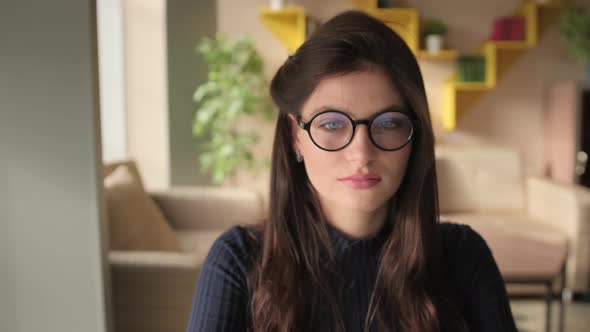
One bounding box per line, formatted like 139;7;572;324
297;132;310;157
300;143;338;189
302;145;331;176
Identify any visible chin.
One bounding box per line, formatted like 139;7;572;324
342;197;388;213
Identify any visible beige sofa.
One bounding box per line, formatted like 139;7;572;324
104;143;590;331
436;144;590;295
104;160;264;332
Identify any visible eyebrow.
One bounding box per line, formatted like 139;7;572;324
310;104;408;119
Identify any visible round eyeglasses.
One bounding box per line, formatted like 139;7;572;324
297;110;415;152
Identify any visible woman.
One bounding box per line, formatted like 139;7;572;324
187;10;517;332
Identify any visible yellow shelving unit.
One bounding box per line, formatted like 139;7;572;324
442;0;561;130
259;0;460;59
417;49;460;61
366;7;420;53
354;0;459;59
258;6;306;54
258;0;561;131
352;0;377;11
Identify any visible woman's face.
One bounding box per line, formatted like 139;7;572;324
291;69;412;215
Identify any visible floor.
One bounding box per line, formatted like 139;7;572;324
511;300;590;332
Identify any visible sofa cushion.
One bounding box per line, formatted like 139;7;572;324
104;165;181;252
175;230;224;257
441;212;567;281
436;145;525;213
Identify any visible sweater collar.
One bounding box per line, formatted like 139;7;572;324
326;220;393;257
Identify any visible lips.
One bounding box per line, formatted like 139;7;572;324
338;174;382;189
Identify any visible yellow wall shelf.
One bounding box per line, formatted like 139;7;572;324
355;1;460;59
259;1;459;59
352;0;377;11
417;50;460;61
366;7;420;53
258;6;306;54
442;0;561;130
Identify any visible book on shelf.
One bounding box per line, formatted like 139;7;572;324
457;56;486;82
490;16;525;41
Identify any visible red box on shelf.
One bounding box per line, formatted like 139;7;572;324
490;16;525;41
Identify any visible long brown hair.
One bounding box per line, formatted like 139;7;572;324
246;10;467;332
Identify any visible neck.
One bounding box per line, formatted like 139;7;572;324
321;200;390;240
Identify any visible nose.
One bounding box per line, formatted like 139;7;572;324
344;124;376;166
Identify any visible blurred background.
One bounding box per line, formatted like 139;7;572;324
2;0;590;331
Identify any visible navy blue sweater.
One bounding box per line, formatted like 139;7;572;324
186;222;517;331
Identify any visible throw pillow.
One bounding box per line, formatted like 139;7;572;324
104;165;181;252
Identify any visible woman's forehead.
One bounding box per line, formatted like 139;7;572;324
302;70;404;119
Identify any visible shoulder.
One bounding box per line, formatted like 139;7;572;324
437;222;500;287
213;224;262;253
437;223;518;331
188;225;262;330
203;225;262;277
437;222;495;281
438;222;489;254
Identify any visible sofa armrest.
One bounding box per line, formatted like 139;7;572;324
109;251;202;332
109;250;202;271
526;177;590;235
149;186;264;231
526;176;590;291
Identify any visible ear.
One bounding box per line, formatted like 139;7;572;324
287;113;301;153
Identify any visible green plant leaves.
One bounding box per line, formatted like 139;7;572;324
559;1;590;62
193;34;274;184
424;19;447;36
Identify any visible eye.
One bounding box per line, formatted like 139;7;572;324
321;121;345;129
319;119;347;130
374;119;397;129
312;111;350;132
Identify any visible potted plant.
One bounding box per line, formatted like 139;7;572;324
193;34;274;184
423;19;448;54
559;1;590;79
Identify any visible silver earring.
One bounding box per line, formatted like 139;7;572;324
296;150;303;163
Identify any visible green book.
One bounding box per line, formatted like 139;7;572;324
458;56;486;82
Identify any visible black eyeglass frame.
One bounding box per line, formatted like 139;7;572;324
296;109;416;152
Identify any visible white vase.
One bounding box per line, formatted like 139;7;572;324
425;35;443;54
270;0;285;10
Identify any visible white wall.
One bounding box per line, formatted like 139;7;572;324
123;0;171;190
0;1;112;331
98;0;128;162
117;0;219;188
